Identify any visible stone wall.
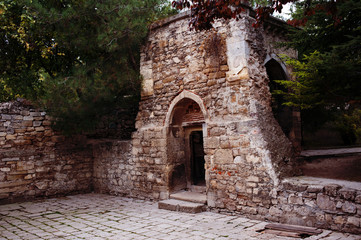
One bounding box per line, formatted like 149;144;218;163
0;100;93;204
276;178;361;234
209;177;361;234
93;140;134;196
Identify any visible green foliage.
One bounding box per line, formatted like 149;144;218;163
275;0;361;146
1;0;176;135
335;109;361;145
279;0;361;108
275;52;324;109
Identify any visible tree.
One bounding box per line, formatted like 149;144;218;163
171;0;342;30
276;0;361;145
0;0;176;134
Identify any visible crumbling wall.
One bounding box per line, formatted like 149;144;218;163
0;100;93;203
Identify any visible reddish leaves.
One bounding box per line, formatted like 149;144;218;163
172;0;343;30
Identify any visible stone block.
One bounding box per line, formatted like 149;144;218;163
283;182;308;192
233;155;244;164
7;174;27;181
42;120;52;126
1;114;12;120
0;185;28;194
209;127;226;136
35;126;45;132
0;180;32;188
17;161;35;171
150;139;166;147
204;137;219;149
269;206;283;216
342;201;357;214
14;140;32;145
30;112;41;117
23;116;34;121
316;194;336;211
22;120;33;127
33;121;42;127
294;206;312;216
6;134;17;140
246;182;257;188
214;149;233;164
246;176;259;182
324;184;341;197
24;174;34;180
288;193;304;205
334;216;345;225
2;157;20;162
347;216;360;227
307;185;324;193
44;130;53;137
339;188;356;201
14;129;26;134
246;155;260;163
356;195;361;204
304;199;317;208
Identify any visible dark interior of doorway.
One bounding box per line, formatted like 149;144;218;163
189;131;205;186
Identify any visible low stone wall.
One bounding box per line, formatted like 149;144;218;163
275;177;361;234
209;177;361;234
0;101;93;204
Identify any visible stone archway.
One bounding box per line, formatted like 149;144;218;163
265;57;302;152
165;91;208;192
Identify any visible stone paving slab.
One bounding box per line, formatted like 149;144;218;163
0;193;360;240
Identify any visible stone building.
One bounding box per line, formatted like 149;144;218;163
132;10;300;204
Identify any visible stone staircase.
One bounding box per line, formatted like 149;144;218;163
158;190;207;213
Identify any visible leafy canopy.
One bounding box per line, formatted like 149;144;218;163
277;0;361;110
277;0;361;145
0;0;176;134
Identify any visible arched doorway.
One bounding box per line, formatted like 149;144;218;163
165;91;207;192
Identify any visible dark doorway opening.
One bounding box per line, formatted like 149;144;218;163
189;131;205;186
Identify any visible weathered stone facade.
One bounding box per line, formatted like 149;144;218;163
133;10;298;202
0;101;93;204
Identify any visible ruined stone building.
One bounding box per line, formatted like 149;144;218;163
1;10;360;234
132;10;299;202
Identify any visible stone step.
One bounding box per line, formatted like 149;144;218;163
190;185;206;193
170;191;207;204
158;199;205;213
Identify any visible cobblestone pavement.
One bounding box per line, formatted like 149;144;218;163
0;193;360;240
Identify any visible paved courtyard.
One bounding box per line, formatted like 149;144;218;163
0;193;360;240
